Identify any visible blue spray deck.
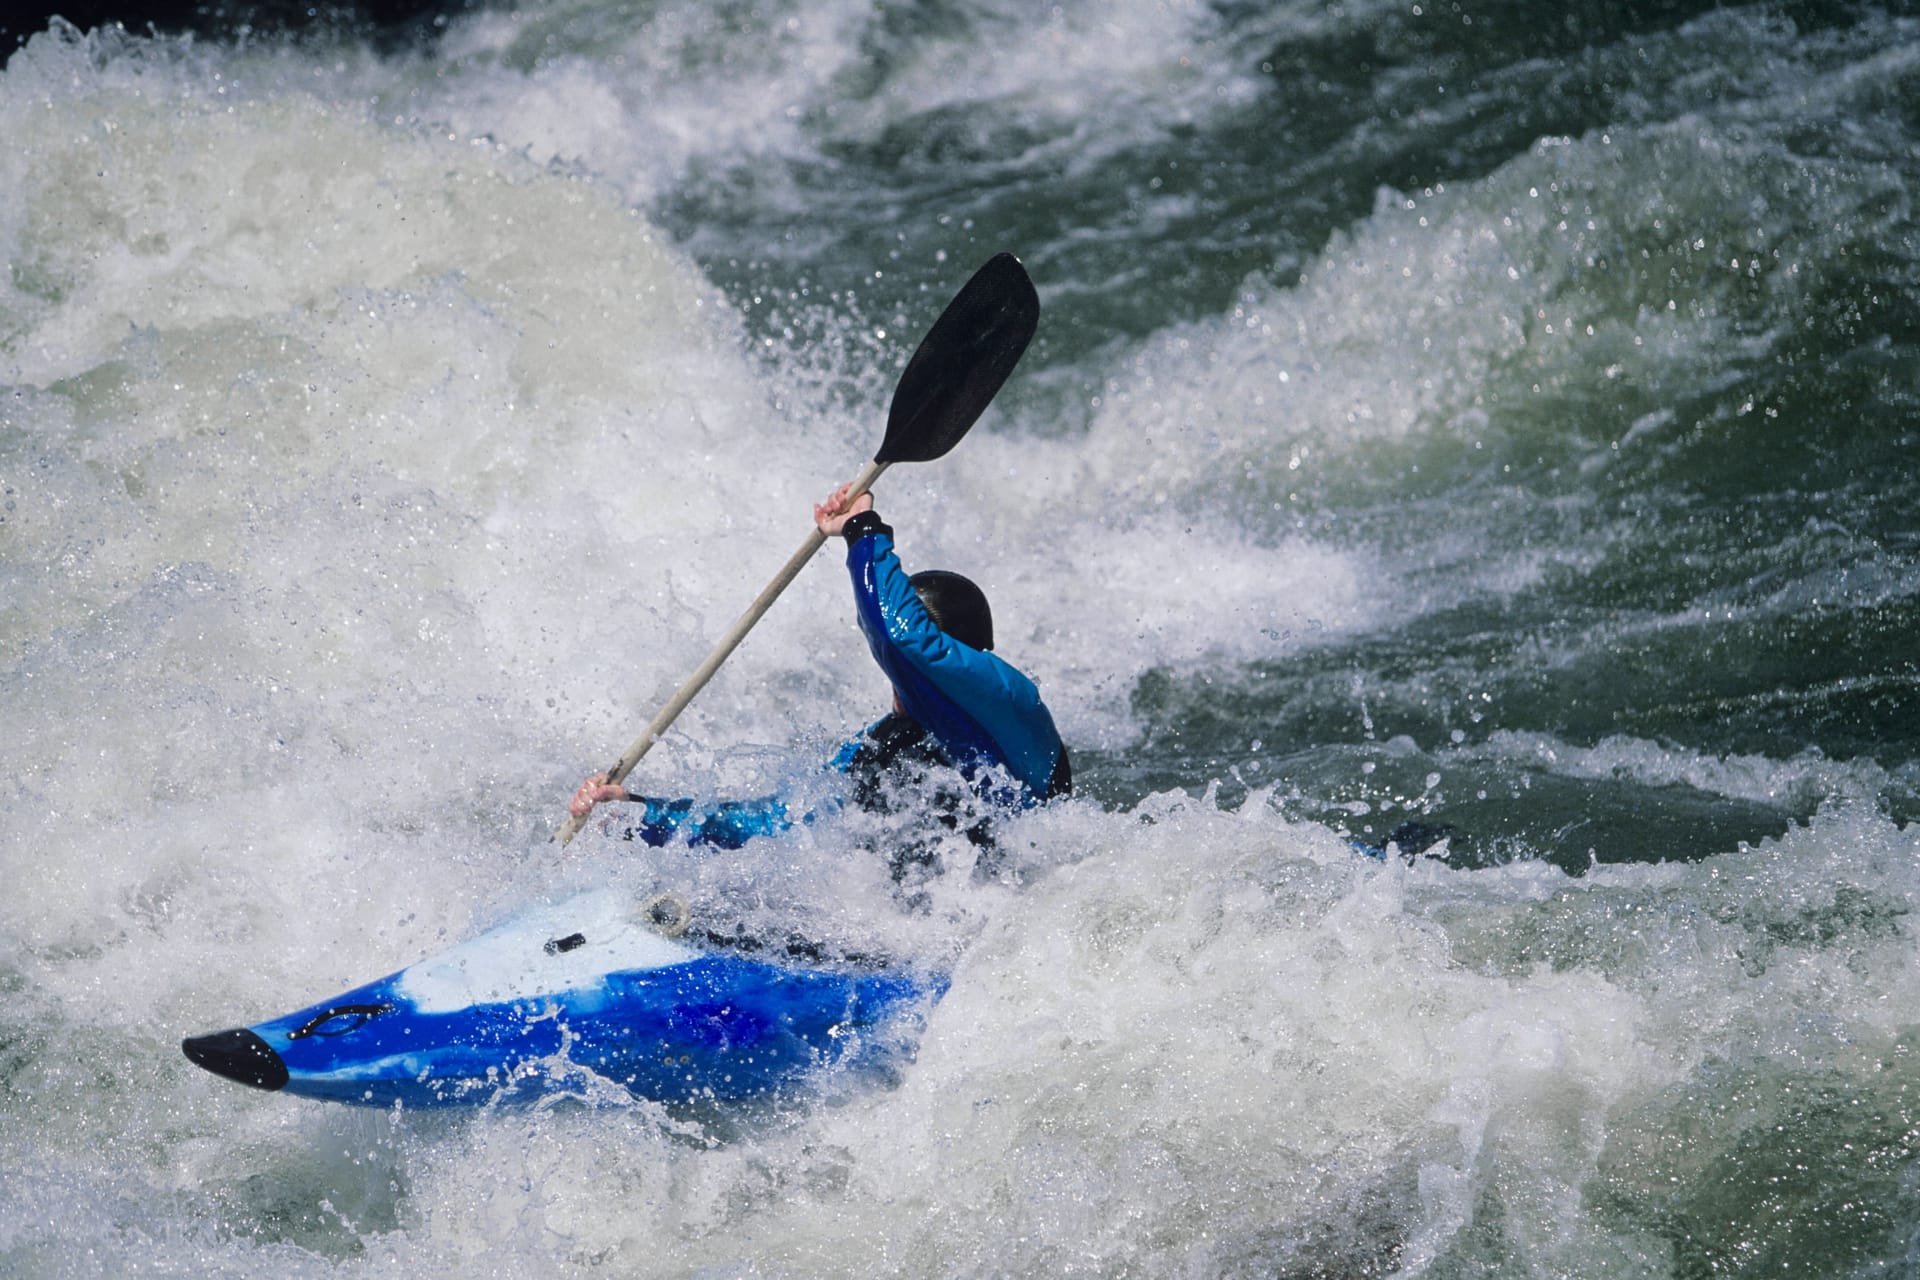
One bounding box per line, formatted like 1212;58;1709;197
183;890;946;1108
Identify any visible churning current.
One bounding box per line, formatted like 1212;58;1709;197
4;1;1919;1275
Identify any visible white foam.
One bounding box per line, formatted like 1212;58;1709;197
409;0;1284;206
5;8;1919;1278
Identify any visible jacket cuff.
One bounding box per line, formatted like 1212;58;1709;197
840;510;891;545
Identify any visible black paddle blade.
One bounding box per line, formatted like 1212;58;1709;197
877;252;1040;465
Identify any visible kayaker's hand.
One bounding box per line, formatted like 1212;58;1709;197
813;482;874;537
570;772;628;818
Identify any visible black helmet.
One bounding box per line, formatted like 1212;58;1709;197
910;570;993;651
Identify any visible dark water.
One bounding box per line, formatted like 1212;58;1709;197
641;0;1920;870
5;1;1920;1275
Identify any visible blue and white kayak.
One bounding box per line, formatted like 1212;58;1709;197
181;889;946;1108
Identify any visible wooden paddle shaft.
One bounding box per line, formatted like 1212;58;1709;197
555;458;890;845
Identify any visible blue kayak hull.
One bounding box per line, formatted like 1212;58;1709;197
182;890;946;1108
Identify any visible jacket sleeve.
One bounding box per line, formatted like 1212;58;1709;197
623;793;792;849
840;513;1066;801
622;743;875;847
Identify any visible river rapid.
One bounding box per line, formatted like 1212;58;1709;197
5;1;1920;1275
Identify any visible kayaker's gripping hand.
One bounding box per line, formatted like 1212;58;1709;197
570;772;630;819
814;482;874;537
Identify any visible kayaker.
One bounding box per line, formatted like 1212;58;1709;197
568;482;1070;887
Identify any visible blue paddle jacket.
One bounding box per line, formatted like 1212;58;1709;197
622;510;1069;851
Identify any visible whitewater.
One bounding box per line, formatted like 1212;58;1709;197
5;1;1920;1274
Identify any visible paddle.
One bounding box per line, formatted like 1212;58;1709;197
555;252;1040;845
